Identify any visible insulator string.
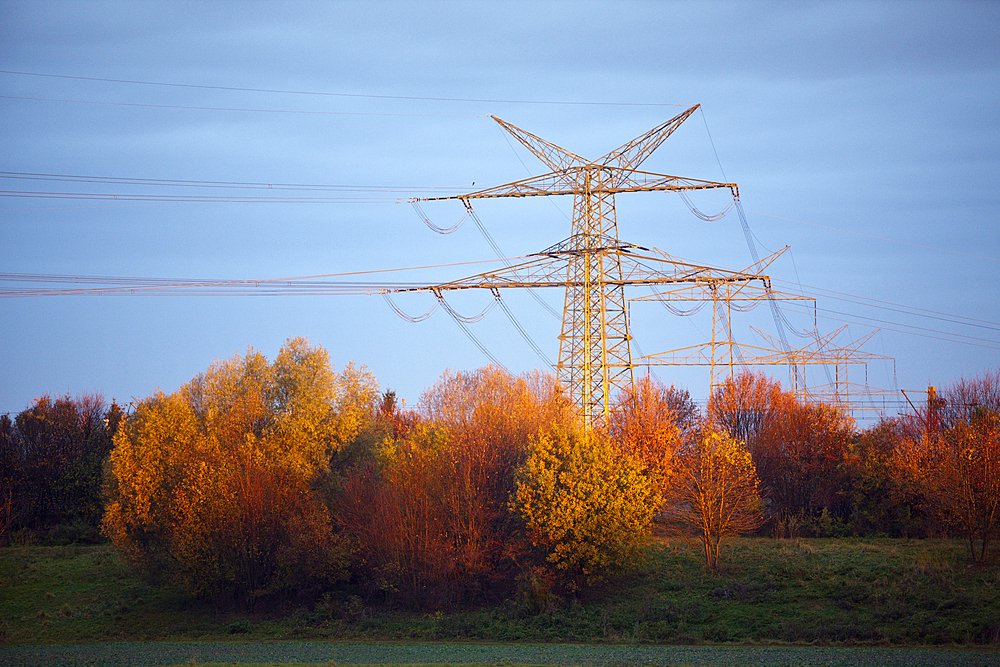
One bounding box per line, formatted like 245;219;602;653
659;300;708;317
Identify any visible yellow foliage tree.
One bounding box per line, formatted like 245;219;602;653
661;429;764;569
511;427;657;590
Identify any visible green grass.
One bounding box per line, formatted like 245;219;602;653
2;538;999;649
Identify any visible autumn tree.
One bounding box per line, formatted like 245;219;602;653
337;367;574;605
511;427;658;591
660;429;764;569
102;338;353;606
941;408;1000;561
706;372;790;448
708;373;854;533
0;393;122;540
606;375;694;487
893;371;1000;561
842;418;924;537
940;369;1000;426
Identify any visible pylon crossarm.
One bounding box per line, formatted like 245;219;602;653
751;324;846;355
637;341;776;366
384;243;772;294
632;284;813;303
602;169;736;194
415;169;736;203
741;246;790;279
638;340;877;368
534;234;646;256
634;345;719;366
619;250;760;285
748;326;891;364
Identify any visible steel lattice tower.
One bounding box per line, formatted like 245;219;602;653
415;105;738;426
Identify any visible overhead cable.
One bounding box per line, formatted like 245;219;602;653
463;200;561;319
382;293;438;322
493;290;554;368
411;200;468;233
435;293;510;373
0;69;691;108
0;94;482;118
677;190;733;221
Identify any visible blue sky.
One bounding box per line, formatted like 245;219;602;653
2;1;998;421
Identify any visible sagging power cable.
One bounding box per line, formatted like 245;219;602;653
382;293;438;322
411;200;469;234
492;288;554;368
435;291;510;373
677;190;734;222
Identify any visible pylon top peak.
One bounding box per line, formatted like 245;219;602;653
491;104;702;176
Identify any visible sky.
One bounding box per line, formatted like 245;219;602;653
2;1;998;423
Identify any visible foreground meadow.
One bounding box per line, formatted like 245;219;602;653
3;537;998;648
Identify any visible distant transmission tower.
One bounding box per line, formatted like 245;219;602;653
407;105;739;427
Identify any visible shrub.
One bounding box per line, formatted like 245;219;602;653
511;427;657;591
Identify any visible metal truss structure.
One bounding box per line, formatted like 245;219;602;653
387;242;772;426
747;326;895;410
634;266;896;411
401;105;742;427
631;247;814;392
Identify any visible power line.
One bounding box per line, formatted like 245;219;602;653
744;205;999;265
0;189;408;204
0;69;691;108
772;278;1000;331
776;300;1000;350
0;171;471;193
0;94;483;118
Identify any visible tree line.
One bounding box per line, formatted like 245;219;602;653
1;338;997;611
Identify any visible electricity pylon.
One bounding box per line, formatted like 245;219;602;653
631;246;816;393
746;326;894;409
411;105;737;427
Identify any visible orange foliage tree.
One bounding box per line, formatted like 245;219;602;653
0;393;122;537
102;338;354;606
660;429;764;569
942;409;1000;561
706;372;790;448
842;418;926;537
893;370;1000;561
708;372;854;533
605;375;695;487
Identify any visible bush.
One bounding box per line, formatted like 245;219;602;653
511;427;657;591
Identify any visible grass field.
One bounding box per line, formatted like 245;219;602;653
2;536;999;665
